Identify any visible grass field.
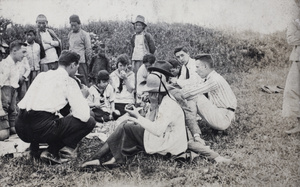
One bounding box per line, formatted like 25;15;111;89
0;65;299;187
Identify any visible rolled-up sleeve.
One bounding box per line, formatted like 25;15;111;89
66;78;90;122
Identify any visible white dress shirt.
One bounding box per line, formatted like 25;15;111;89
177;58;203;88
0;55;20;88
40;30;59;64
18;67;90;122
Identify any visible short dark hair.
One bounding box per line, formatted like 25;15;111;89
97;70;110;82
174;46;189;55
143;54;156;65
116;54;130;67
9;40;27;52
25;29;36;36
194;54;214;68
58;50;80;66
168;59;180;68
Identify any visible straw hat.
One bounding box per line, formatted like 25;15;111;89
142;72;168;93
132;15;147;26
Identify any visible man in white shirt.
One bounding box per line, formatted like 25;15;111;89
0;41;27;141
182;54;237;131
36;14;62;72
174;46;203;87
15;50;96;164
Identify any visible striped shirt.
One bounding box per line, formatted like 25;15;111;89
182;70;237;110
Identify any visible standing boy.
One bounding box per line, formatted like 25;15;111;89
25;27;41;85
36;14;62;72
0;41;27;141
89;41;110;85
131;15;156;90
68;14;92;86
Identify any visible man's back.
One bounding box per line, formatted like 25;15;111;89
18;68;90;121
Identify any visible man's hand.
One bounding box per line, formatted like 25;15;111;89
125;104;140;119
19;76;25;85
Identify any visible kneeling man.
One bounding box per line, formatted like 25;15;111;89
183;54;237;131
16;50;95;164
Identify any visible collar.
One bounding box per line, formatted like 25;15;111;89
205;70;216;80
57;67;69;76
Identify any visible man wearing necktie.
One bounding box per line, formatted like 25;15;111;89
174;46;203;88
182;54;237;131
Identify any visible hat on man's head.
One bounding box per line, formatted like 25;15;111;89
36;14;48;22
132;15;147;26
141;72;168;93
97;70;110;81
58;50;80;65
148;60;173;77
69;14;81;24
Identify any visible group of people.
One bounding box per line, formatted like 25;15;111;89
0;14;239;166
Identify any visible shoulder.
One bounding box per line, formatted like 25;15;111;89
160;96;183;115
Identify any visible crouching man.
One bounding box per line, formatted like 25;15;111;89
183;54;237;131
15;50;96;164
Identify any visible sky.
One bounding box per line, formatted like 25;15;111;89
0;0;299;34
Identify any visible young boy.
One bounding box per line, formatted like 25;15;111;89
88;70;120;123
16;53;30;101
131;15;156;91
89;41;110;85
25;28;41;85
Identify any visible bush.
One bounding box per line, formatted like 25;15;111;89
0;17;290;73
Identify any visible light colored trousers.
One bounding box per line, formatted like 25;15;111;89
188;95;235;131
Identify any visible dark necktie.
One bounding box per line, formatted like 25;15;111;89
118;78;124;92
178;65;190;79
203;78;209;99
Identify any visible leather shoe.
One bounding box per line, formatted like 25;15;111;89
59;146;77;159
40;150;68;164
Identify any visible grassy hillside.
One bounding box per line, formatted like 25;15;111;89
1;18;291;73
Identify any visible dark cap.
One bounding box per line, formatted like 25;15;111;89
69;14;81;24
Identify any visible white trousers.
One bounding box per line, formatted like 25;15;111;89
187;95;235;130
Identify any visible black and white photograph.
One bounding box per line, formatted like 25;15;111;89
0;0;299;186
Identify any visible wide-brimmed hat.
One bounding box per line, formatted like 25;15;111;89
148;60;173;77
141;72;168;93
132;15;147;26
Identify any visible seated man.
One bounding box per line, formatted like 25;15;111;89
182;54;237;131
81;72;187;167
15;50;96;164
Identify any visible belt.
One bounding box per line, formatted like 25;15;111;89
227;107;235;112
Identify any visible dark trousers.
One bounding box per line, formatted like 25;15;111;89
91;108;119;123
107;123;145;163
15;110;95;156
78;63;88;86
0;86;17;130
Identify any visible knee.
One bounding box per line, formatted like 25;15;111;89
0;129;10;141
86;116;96;130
